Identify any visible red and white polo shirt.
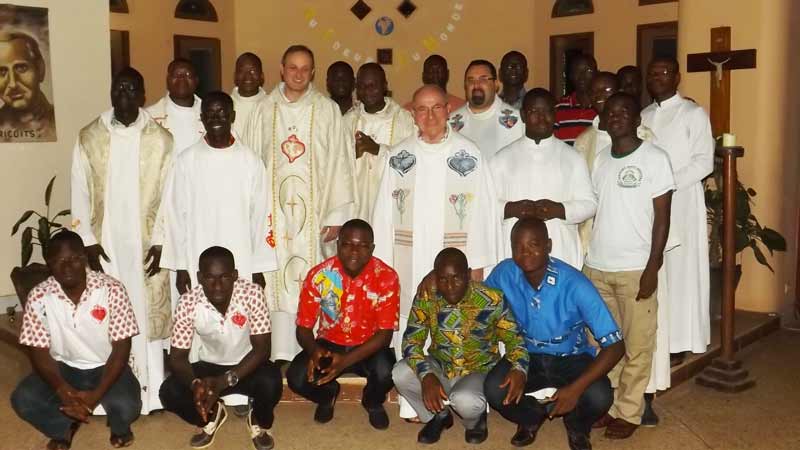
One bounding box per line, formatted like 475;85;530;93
19;271;139;370
170;278;271;365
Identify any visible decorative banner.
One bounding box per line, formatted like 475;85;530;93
0;4;56;142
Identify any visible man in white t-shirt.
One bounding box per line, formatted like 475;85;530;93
583;93;674;440
11;230;141;450
159;246;282;450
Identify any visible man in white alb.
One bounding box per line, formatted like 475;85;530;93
146;58;204;154
372;84;501;419
491;88;595;269
448;60;523;159
344;63;414;221
231;52;267;139
642;56;713;361
161;91;276;296
243;45;356;362
71;67;173;413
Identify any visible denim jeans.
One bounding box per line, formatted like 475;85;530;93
11;362;141;440
485;354;613;435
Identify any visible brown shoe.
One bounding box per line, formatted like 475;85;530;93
592;413;614;429
604;418;639;439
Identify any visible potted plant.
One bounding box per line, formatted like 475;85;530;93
705;168;786;319
9;176;70;309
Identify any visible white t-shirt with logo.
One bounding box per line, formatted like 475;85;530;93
586;140;675;271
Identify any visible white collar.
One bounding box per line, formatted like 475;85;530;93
359;97;394;117
232;86;266;103
655;92;683;108
103;108;148;132
416;123;452;149
165;93;201;112
277;82;313;105
466;96;501;119
523;134;555;149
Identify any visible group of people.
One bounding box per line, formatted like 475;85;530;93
10;43;714;450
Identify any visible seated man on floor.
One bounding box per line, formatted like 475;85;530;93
393;247;529;445
484;218;625;450
286;219;399;429
11;230;141;450
159;246;282;450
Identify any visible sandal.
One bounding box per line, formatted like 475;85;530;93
604;418;638;439
110;432;135;448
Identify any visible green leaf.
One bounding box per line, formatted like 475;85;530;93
21;227;33;266
735;190;751;222
38;217;50;259
734;230;750;253
44;175;56;207
760;227;787;252
749;242;774;272
52;209;71;219
11;210;35;235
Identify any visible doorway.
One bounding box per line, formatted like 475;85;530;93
637;21;678;104
549;32;594;98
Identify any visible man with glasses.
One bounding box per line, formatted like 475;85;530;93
448;59;523;159
554;54;598;145
372;84;501;420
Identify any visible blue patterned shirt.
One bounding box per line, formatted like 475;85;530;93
485;257;622;357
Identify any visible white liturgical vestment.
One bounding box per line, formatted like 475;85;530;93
343;97;415;220
146;94;204;154
449;98;524;159
642;92;713;355
231;87;267;139
491;135;596;269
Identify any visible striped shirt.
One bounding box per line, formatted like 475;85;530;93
554;92;596;146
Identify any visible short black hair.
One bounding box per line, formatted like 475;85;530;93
327;60;354;77
606;91;642;116
465;59;497;80
236;52;262;71
113;66;145;91
649;56;680;73
510;218;549;243
522;87;556;112
199;246;235;271
282;45;315;68
168;57;196;74
46;230;85;260
593;71;620;89
357;62;386;81
433;247;468;273
616;65;641;78
202;91;234;112
424;54;447;67
501;50;527;67
339;219;374;242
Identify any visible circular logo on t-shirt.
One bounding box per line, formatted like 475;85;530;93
617;165;643;188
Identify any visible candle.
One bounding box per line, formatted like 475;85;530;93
722;133;736;146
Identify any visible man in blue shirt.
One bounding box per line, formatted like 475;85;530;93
484;218;625;450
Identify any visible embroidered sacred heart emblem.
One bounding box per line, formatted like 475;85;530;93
449;114;465;131
499;109;519;129
389;149;416;176
231;312;247;328
447;150;478;177
281;134;306;163
91;305;107;323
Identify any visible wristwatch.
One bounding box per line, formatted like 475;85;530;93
224;370;239;387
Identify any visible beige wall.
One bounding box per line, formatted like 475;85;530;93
234;0;535;104
110;0;236;104
531;0;678;87
678;0;800;315
0;0;110;296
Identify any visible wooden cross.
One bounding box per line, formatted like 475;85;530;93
686;27;757;137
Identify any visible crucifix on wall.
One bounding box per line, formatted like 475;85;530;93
686;27;757;137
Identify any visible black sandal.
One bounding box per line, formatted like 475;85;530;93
110;432;135;448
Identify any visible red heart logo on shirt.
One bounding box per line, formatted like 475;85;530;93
231;312;247;328
91;305;107;322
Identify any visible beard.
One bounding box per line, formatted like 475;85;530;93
470;89;486;106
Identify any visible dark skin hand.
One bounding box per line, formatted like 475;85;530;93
422;373;449;413
549;341;625;418
355;131;380;159
30;338;132;423
504;200;565;221
85;244;110;272
169;333;271;422
297;327;393;385
176;270;192;295
638;192;672;300
499;368;527;405
144;245;162;277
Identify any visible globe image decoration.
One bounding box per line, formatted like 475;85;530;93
375;16;395;36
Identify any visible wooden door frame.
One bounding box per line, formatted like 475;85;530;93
549;32;594;96
636;21;679;69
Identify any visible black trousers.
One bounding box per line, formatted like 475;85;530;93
159;360;283;428
286;339;395;409
485;354;613;435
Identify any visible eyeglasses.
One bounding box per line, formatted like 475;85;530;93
414;104;447;115
465;76;496;86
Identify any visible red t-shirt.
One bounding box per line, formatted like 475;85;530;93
554;92;597;145
296;256;400;346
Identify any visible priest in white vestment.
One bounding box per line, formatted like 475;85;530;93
373;85;501;418
449;60;524;159
231;52;267;139
243;45;356;362
491;88;595;270
642;57;712;356
71;68;172;413
344;63;414;221
161;92;277;293
146;58;204;154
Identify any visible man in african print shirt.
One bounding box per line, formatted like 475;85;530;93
392;248;528;445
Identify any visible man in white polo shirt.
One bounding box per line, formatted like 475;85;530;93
11;230;142;450
159;246;282;450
